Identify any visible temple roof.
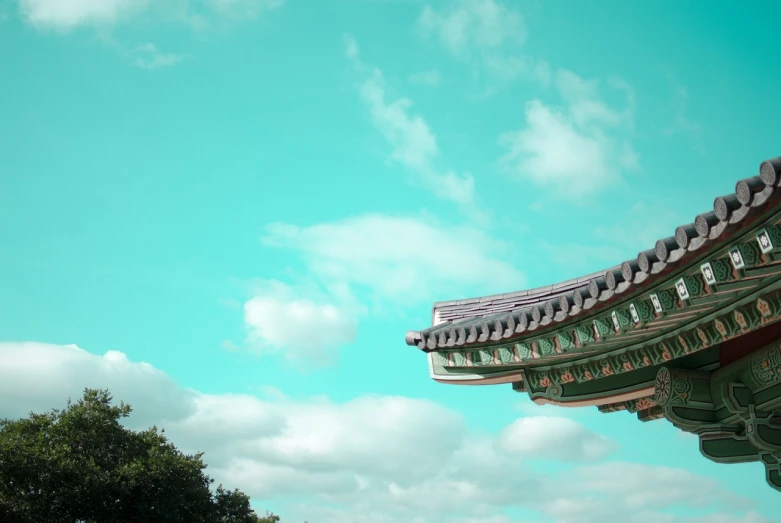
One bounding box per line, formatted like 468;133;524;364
405;156;781;352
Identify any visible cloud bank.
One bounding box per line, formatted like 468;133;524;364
0;342;766;523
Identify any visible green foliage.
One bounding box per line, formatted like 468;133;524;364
0;388;279;523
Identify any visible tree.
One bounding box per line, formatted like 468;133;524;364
0;388;279;523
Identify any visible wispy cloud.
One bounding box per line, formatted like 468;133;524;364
663;68;703;152
408;69;442;87
416;0;639;199
498;69;638;197
416;0;550;90
16;0;285;71
17;0;286;30
18;0;149;30
344;34;488;222
129;43;183;70
540;201;688;275
203;0;285;19
592;201;686;249
261;213;525;305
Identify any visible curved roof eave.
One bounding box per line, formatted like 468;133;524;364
406;155;781;351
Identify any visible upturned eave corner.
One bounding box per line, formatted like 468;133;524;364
404;155;781;354
402;155;781;490
405;330;422;349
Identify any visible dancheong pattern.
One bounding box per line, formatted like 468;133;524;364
749;340;781;387
432;215;781;393
527;292;781;390
411;158;781;494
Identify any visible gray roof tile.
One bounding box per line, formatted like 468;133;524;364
406;157;781;350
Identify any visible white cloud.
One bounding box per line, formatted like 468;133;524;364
0;342;196;428
242;280;357;365
417;3;637;195
0;341;769;523
417;0;549;87
408;69;442;87
498;416;617;461
236;213;524;364
17;0;285;30
19;0;148;30
499;69;637;196
261;213;525;305
345;35;486;220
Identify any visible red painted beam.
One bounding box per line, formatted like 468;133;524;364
719;319;781;367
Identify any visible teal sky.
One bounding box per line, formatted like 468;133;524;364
2;1;781;521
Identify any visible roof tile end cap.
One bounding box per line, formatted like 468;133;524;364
405;331;422;346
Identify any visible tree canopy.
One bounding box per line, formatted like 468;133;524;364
0;388;280;523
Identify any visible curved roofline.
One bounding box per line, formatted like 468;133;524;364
407;155;781;351
430;268;607;320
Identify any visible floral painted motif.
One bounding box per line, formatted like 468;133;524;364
735;311;748;330
749;343;781;386
635;397;655;411
678;335;691;354
697;328;709;346
757;298;772;318
715;319;728;339
455;245;781;391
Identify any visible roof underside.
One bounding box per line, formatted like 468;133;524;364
406;156;781;352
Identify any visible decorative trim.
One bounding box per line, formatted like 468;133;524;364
749;343;781;388
650;293;663;313
409;160;781;353
675;278;691;300
701;263;717;286
430;232;781;393
530;386;655;408
523;288;781;391
730;248;746;270
757;228;774;254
